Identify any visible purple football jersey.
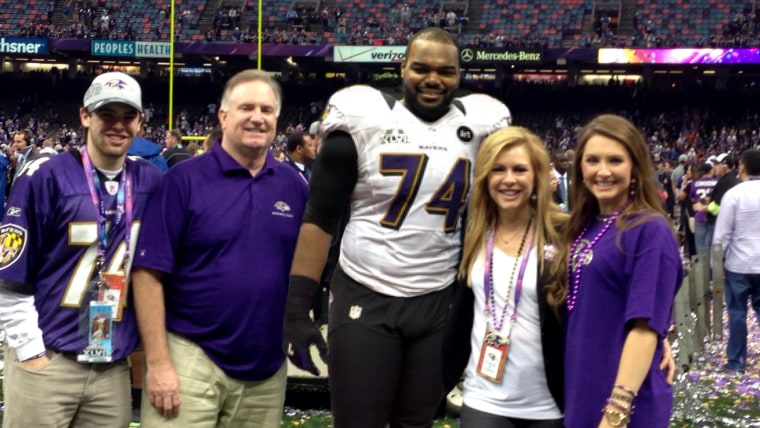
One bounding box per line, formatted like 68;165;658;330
0;150;163;361
564;215;683;428
688;177;718;223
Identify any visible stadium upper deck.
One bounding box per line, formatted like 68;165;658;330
2;0;758;48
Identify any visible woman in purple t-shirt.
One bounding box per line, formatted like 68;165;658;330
549;114;683;428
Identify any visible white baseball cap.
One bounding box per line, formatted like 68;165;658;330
83;72;143;112
309;121;321;136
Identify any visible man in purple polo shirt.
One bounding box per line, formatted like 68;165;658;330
131;69;308;427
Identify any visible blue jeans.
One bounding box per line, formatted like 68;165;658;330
694;221;714;254
724;270;760;371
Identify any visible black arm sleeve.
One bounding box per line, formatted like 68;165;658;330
303;131;358;235
0;279;35;295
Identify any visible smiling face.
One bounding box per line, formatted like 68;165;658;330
218;79;278;159
12;132;29;152
580;134;633;214
488;144;535;218
80;103;143;170
400;39;460;123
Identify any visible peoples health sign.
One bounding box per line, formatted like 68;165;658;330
0;38;48;55
91;40;172;58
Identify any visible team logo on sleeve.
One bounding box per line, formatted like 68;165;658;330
0;225;27;270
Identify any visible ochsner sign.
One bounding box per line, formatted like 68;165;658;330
459;48;543;65
333;46;406;63
0;38;48;55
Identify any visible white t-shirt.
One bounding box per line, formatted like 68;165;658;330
463;246;562;420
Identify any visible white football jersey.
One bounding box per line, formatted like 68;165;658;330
322;85;511;297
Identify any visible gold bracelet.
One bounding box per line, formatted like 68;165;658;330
613;384;638;398
611;392;633;403
603;406;631;427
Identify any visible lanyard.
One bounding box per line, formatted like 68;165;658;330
483;222;535;334
80;147;133;273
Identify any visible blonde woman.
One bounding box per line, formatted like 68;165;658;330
444;126;568;427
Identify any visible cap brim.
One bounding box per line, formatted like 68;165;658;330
86;98;143;113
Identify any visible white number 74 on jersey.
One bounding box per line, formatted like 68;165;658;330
60;222;141;308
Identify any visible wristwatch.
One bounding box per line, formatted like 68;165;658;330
603;407;631;427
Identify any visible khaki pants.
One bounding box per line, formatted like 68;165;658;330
2;346;131;428
140;333;287;428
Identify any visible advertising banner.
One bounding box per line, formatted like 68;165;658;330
598;48;760;64
459;47;543;65
333;46;406;63
0;37;48;55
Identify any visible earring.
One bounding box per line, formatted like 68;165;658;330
531;193;537;201
629;178;637;196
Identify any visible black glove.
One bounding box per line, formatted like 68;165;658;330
285;275;329;376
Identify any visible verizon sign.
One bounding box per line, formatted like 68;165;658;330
333;46;406;63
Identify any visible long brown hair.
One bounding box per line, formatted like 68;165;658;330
459;126;568;286
547;114;671;311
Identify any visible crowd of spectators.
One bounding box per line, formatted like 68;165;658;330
4;1;760;49
3;72;760;175
578;6;760;49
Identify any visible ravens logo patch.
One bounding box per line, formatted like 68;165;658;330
0;224;27;270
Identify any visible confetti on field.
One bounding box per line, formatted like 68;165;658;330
671;305;760;427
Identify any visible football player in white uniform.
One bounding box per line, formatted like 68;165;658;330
285;27;511;428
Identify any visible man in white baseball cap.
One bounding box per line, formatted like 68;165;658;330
0;70;163;427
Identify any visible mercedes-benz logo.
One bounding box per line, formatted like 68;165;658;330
460;48;474;62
